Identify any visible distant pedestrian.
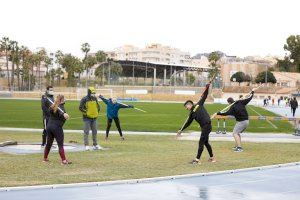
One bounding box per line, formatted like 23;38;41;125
263;99;267;107
278;98;281;106
272;98;275;106
290;97;298;117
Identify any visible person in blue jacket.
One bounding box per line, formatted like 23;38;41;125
99;95;134;140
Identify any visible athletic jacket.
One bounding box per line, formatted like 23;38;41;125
218;91;254;121
41;94;54;119
99;95;133;119
48;104;66;127
79;95;100;119
180;84;211;131
291;99;298;109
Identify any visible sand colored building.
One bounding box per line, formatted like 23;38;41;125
272;72;300;87
220;61;266;86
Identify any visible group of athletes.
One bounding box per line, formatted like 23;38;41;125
41;81;255;165
41;86;133;165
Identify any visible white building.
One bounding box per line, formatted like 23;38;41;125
107;43;201;67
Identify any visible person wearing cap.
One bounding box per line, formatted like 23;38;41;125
217;90;254;152
41;86;54;148
79;87;101;150
99;95;134;140
176;83;216;165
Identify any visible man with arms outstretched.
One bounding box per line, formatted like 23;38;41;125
217;90;254;152
177;83;216;165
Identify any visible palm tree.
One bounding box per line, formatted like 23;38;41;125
95;50;107;85
0;37;11;90
81;42;90;88
55;50;64;67
37;49;46;90
13;43;22;90
55;67;64;85
20;46;30;90
44;55;53;85
9;41;19;90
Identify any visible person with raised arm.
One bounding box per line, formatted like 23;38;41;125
99;95;133;140
177;83;216;165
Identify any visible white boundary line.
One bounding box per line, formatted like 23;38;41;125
249;106;278;129
0;161;299;192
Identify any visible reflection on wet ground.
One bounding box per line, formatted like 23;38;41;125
1;164;300;200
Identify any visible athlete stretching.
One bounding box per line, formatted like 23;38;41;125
177;83;216;164
217;90;254;152
44;94;71;165
99;95;134;140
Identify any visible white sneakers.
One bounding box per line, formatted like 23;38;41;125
93;145;102;150
85;145;103;150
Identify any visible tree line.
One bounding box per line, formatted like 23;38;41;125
0;37;122;90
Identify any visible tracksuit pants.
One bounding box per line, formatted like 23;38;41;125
106;117;123;137
42;117;49;146
44;123;66;161
197;122;213;159
292;108;297;117
83;118;98;146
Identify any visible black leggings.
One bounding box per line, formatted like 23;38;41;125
44;123;66;161
42;118;49;146
292;108;297;117
197;123;213;159
106;117;123;137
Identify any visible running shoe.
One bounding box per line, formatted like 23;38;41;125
93;145;102;150
189;159;201;165
208;157;217;163
232;146;237;150
234;147;244;152
85;146;90;151
121;137;125;141
61;160;72;165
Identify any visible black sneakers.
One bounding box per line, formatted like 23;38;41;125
233;147;244;152
189;159;201;165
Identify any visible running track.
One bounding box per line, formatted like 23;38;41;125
1;163;300;200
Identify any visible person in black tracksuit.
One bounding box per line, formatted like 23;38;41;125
41;86;54;147
217;90;254;152
44;94;71;165
177;83;216;164
290;97;298;117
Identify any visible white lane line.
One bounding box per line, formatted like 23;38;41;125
249;106;278;129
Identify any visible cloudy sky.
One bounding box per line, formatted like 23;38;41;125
1;0;299;57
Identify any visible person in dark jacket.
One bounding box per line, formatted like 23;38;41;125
99;95;134;140
44;94;71;165
79;87;101;151
41;86;54;148
217;90;254;152
177;83;216;165
290;97;298;117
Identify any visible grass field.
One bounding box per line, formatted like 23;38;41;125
0;99;294;133
1;131;300;187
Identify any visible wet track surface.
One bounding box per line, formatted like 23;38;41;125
1;164;300;200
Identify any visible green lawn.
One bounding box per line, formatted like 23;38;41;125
0;99;294;133
1;131;300;187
